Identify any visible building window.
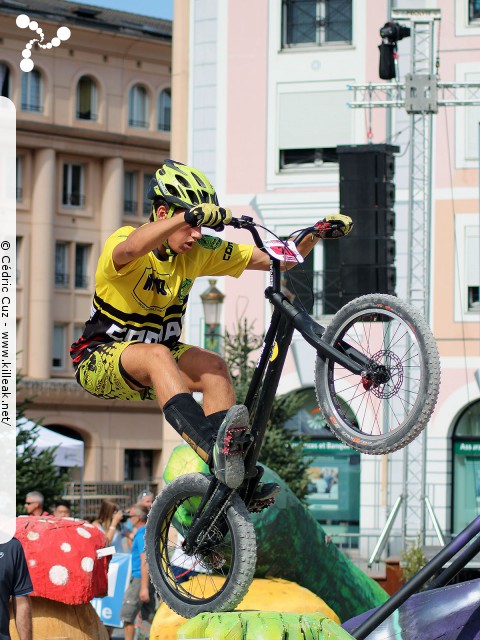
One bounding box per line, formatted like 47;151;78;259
280;148;338;171
74;243;90;289
455;216;480;319
282;0;352;47
470;0;480;22
55;242;70;288
452;400;480;534
16;237;21;284
158;89;171;131
278;89;352;164
128;84;149;128
76;75;97;120
124;449;153;481
124;171;138;214
465;226;480;312
21;69;43;112
143;173;153;216
62;163;85;207
52;324;66;369
16;157;23;201
0;62;11;98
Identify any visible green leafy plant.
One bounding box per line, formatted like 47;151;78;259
400;533;427;583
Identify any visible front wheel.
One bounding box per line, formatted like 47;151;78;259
315;294;441;454
145;473;256;618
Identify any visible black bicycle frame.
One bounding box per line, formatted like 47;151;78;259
240;222;370;480
182;219;373;549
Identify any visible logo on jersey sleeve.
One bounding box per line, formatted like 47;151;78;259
133;267;173;311
178;278;193;304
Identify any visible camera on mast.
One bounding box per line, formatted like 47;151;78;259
378;21;411;80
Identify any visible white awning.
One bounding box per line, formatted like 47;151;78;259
17;419;84;468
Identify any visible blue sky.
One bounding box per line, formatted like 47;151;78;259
66;0;173;20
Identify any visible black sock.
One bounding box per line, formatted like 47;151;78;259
207;409;228;435
163;393;213;463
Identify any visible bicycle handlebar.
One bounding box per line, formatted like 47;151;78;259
228;215;316;250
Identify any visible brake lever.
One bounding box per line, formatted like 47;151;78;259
229;215;255;229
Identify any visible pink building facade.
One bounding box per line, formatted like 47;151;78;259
176;0;480;559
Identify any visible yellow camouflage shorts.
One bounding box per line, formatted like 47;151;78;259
75;341;193;401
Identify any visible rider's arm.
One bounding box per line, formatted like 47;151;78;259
112;215;187;269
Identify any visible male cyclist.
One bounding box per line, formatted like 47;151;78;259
71;159;352;507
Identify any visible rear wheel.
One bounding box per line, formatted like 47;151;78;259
315;294;440;454
145;473;256;618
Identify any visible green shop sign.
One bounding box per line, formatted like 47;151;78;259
294;440;352;455
454;441;480;455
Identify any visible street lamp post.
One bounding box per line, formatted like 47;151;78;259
200;279;225;354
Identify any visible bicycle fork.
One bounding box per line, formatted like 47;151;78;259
183;479;233;555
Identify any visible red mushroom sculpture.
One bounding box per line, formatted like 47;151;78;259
15;516;110;604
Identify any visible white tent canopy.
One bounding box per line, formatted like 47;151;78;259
17;419;84;467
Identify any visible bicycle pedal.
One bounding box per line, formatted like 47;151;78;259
248;497;275;514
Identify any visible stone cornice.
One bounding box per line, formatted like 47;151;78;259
18;377;160;413
17;121;169;159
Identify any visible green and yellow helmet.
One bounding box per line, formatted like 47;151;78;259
147;159;218;220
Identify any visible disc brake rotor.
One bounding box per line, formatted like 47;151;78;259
364;350;404;399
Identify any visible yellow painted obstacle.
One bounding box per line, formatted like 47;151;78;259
150;577;342;640
9;597;108;639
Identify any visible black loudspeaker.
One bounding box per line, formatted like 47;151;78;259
323;144;399;314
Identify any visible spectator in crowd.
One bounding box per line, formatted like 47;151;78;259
92;499;131;553
52;499;71;518
123;490;155;551
92;499;132;638
24;492;49;517
120;504;155;640
137;490;155;510
0;537;33;640
124;490;154;534
136;491;157;621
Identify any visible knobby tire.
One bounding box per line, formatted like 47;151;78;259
145;473;256;618
315;294;441;454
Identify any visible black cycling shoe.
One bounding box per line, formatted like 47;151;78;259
248;482;281;513
212;405;251;489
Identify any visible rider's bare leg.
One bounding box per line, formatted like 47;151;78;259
119;343;241;465
176;346;235;415
119;342;190;405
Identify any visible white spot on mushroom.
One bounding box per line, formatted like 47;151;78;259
83;523;94;528
27;531;40;541
81;557;94;572
49;565;69;586
76;527;92;539
60;542;71;553
28;559;36;567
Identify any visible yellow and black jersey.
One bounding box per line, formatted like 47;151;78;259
70;226;253;367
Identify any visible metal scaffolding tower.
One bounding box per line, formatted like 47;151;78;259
349;8;480;550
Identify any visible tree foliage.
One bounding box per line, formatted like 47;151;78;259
16;373;68;515
223;319;311;501
400;533;427;584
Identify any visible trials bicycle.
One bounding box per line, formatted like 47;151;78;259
145;215;441;618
